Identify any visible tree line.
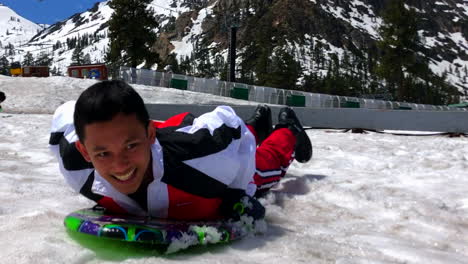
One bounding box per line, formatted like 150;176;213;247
105;0;465;105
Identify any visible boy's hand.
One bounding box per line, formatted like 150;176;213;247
220;189;265;221
231;195;265;221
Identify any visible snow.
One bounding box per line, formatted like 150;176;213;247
149;0;190;18
1;75;468;263
0;5;43;48
457;3;468;16
421;30;468;90
449;32;468;51
170;3;215;61
5;1;112;73
3;0;468;94
297;35;347;79
320;0;382;39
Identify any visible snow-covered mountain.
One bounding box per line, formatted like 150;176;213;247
0;4;45;50
3;0;468;96
25;1;113;71
4;0;191;72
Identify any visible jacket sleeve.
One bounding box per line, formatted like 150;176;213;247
49;101;95;194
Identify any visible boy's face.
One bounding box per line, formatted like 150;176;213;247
76;113;155;195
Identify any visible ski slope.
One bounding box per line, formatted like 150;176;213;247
0;75;467;263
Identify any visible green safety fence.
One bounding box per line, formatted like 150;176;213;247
286;95;306;107
396;106;412;110
341;101;360;108
231;87;249;100
170;79;188;90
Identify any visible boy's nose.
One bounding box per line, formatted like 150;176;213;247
114;153;130;170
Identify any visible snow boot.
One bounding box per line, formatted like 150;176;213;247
245;104;273;145
275;107;313;163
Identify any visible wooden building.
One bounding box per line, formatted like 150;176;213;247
22;66;50;77
67;64;108;80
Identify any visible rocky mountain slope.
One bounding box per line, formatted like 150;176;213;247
3;0;468;95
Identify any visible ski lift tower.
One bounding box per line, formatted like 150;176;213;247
227;13;240;83
228;25;238;83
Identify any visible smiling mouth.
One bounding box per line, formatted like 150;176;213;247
112;168;136;182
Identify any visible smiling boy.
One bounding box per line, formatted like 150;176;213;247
49;80;310;220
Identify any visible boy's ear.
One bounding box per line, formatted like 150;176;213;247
75;141;92;162
147;122;156;144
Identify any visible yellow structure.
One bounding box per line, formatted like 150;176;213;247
10;67;22;76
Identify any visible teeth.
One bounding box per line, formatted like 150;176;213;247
113;168;135;181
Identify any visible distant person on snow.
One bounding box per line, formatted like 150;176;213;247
49;80;312;221
0;91;5;112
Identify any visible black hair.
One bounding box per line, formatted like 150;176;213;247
0;91;5;103
74;80;149;141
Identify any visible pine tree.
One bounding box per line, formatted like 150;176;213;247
237;41;258;84
0;56;10;75
22;52;34;66
83;54;92;65
262;48;301;89
213;54;226;79
35;53;52;66
50;66;58;76
6;43;15;56
179;56;192;75
313;42;324;70
106;0;159;70
71;46;84;65
376;0;422;101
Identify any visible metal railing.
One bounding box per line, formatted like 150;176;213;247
119;67;466;112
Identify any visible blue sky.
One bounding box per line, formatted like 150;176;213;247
1;0;106;25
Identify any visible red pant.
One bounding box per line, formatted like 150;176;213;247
248;126;296;196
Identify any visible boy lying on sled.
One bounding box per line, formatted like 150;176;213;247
49;80;311;221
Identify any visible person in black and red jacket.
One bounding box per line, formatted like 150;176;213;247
49;80;311;221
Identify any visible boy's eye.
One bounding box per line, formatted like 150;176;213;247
96;152;108;158
127;143;138;149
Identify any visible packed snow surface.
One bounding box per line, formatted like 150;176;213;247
1;75;468;263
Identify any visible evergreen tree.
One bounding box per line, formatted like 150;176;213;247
213;54;226;79
0;56;10;75
262;48;302;89
22;52;34;66
106;0;159;70
6;43;15;56
165;54;180;74
312;42;324;70
50;66;58;76
83;53;92;65
35;53;52;66
53;40;62;51
237;41;258;84
178;56;192;75
71;47;84;65
376;0;422;101
192;41;214;78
